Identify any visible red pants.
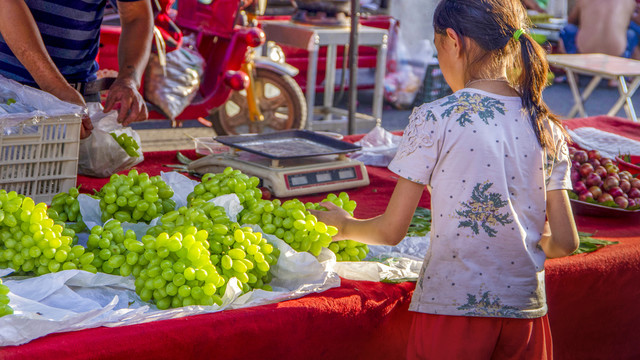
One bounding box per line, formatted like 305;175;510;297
407;312;553;360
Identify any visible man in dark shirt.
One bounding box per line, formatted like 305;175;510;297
0;0;153;138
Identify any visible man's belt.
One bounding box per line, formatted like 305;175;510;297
69;77;116;95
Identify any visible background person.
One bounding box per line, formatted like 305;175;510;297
312;0;579;358
559;0;638;59
0;0;153;138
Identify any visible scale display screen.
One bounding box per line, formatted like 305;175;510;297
286;167;358;189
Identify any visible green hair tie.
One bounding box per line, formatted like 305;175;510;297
513;28;525;41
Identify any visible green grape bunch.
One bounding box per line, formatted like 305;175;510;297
134;222;278;310
47;186;87;233
110;132;140;158
308;192;369;262
98;169;175;223
0;190;86;276
239;198;336;257
150;200;279;296
84;220;144;276
187;167;262;208
0;278;13;317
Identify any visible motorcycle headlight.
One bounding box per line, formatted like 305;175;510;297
265;41;286;64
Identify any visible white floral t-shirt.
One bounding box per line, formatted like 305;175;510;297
388;89;571;318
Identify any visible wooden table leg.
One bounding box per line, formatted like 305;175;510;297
567;70;601;118
608;76;640;122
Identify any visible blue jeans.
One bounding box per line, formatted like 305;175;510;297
560;22;640;58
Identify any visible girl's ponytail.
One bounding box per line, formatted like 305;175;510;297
516;32;566;155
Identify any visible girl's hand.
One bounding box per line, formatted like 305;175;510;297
308;202;352;241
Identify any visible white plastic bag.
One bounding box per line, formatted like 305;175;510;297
77;103;144;177
144;46;204;120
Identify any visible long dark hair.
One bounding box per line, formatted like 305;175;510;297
433;0;566;153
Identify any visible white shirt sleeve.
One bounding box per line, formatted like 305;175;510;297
388;104;441;185
546;127;572;191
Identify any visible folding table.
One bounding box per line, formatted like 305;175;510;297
547;53;640;122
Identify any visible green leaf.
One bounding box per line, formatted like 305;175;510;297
176;151;193;165
572;231;619;255
406;207;432;237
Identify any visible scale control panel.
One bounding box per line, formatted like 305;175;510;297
285;166;362;189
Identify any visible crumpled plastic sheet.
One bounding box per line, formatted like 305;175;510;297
567;126;640;159
333;235;430;282
0;172;427;346
0;233;341;346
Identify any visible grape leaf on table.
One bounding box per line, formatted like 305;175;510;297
407;207;431;237
573;232;618;255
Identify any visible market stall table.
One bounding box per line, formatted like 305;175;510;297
547;53;640;122
1;116;639;360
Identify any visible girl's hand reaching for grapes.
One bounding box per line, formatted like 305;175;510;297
309;202;352;241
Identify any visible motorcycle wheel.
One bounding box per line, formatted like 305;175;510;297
210;68;307;135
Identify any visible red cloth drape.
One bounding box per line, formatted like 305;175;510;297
2;116;639;359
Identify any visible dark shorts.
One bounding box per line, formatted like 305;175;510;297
560;22;640;58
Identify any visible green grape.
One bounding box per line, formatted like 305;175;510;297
314;192;369;261
96;170;175;224
111;132;141;157
47;186;87;233
186;167;261;209
0;191;88;276
0;279;13;317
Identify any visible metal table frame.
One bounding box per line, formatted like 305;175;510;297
547;53;640;122
261;20;388;132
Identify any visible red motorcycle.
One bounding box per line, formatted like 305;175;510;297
99;0;306;135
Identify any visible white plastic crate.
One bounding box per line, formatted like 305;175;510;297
0;115;81;204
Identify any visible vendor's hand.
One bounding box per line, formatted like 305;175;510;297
49;85;92;139
103;76;148;126
308;202;352;241
80;114;93;139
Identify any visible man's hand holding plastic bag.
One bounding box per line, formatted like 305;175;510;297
77;103;144;178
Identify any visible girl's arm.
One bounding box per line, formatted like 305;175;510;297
312;177;425;246
539;189;580;258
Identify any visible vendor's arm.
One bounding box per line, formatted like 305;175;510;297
0;0;85;107
104;0;153;126
567;0;580;25
311;177;424;246
539;189;580;258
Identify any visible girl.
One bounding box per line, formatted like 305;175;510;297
311;0;580;358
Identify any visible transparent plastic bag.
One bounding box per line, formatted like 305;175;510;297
143;46;204;120
349;125;402;167
383;40;434;109
77;104;144;178
0;74;84;130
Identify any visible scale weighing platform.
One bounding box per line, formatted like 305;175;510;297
187;130;370;198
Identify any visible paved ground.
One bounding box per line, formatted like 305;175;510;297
133;73;639;151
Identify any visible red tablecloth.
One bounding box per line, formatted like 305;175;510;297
2;116;639;360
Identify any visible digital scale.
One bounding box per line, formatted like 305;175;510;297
187;130;370;198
